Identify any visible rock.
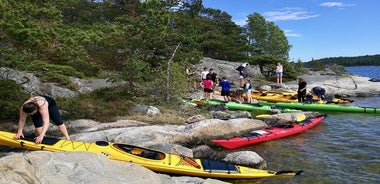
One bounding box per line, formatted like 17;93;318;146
192;145;217;159
0;151;227;184
132;104;161;115
223;151;267;169
212;111;252;120
186;115;206;124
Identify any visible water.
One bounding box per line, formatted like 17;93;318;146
232;97;380;184
231;66;380;184
346;66;380;79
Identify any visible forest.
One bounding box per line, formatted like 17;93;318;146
305;55;380;67
1;0;364;121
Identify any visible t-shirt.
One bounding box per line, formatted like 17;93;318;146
201;71;208;80
207;72;217;82
298;81;307;91
276;65;283;73
203;79;213;90
219;80;230;92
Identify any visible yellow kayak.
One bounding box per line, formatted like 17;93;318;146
246;91;353;104
0;130;302;179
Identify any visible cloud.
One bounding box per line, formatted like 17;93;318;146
263;8;319;21
284;30;302;37
320;2;355;7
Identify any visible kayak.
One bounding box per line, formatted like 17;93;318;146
0;130;302;179
248;91;353;104
259;100;380;114
186;98;301;114
212;115;325;149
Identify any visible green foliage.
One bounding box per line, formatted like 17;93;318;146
330;65;347;75
307;54;380;66
58;87;134;122
246;13;291;60
0;80;29;121
25;60;85;78
304;60;326;71
1;0;309;110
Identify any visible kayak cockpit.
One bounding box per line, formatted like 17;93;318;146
113;143;166;160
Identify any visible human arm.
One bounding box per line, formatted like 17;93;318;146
34;102;50;144
14;107;27;139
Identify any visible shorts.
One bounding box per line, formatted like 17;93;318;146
204;88;213;93
31;96;63;128
276;72;283;76
221;90;230;96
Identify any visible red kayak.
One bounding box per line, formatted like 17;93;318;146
212;115;325;149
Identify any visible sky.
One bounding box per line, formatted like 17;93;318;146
202;0;380;62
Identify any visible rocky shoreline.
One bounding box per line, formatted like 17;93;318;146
1;59;379;183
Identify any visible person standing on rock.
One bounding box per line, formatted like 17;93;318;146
201;74;213;100
14;95;70;144
243;78;253;103
186;65;197;91
236;63;248;87
297;77;307;102
200;67;209;82
276;62;283;84
219;77;231;102
206;68;218;97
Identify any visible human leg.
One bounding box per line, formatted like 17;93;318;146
49;102;70;140
58;124;70;140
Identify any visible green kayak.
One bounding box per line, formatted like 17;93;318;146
259;100;380;114
186;99;301;114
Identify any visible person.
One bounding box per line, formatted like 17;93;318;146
201;74;213;100
186;66;197;90
243;78;253;103
206;68;218;96
276;63;283;84
200;67;209;82
14;95;70;144
312;86;326;100
236;63;248;87
297;77;307;102
219;77;231;102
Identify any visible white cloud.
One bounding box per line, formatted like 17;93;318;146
320;2;355;7
284;30;302;37
263;8;319;21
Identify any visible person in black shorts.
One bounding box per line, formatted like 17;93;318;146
297;77;307;102
219;77;231;102
14;95;70;144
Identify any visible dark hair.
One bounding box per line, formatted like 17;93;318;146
23;102;38;113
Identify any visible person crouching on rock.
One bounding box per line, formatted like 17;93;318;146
14;95;70;144
312;86;326;101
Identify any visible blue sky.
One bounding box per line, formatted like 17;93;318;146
202;0;380;62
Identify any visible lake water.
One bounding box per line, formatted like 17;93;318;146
346;65;380;79
232;66;380;184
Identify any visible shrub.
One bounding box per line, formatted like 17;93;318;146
0;80;29;121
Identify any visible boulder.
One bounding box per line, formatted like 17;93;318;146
0;151;228;184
